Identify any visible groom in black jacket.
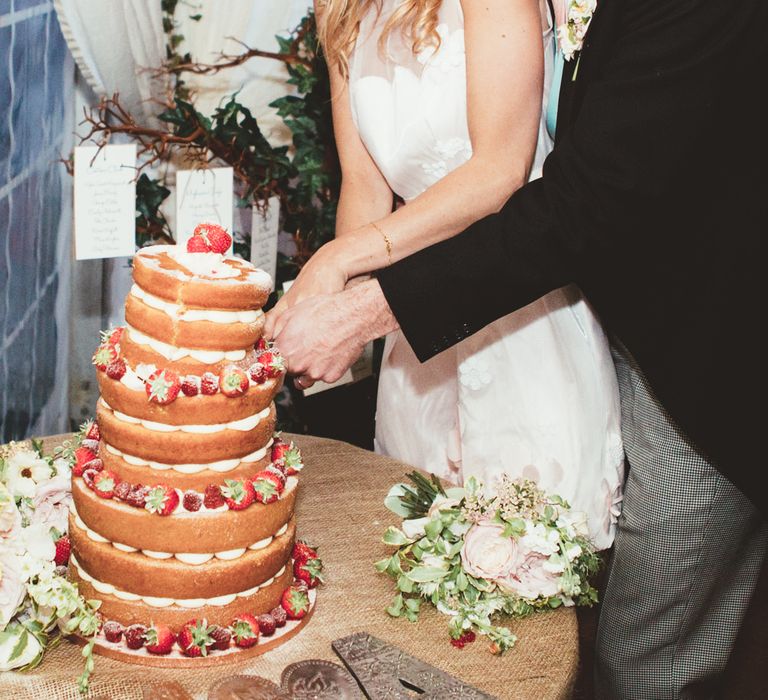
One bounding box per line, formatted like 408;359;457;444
273;0;768;696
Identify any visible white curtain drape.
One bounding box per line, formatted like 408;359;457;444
53;0;166;124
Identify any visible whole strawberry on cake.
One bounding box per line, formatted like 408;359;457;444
67;224;321;665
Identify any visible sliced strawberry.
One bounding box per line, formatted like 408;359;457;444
186;234;211;253
145;485;180;516
203;484;225;509
106;358;127;380
93;470;119;499
219;366;249;398
251;476;279;504
54;535;70;566
181;375;200;397
145;624;176;655
145;369;181;405
230;614;260;648
177;619;213;657
200;372;219;395
72;446;98;476
92;343;118;371
294;556;324;589
221;479;255;510
281;586;310;620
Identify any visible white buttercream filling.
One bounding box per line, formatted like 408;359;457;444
104;441;272;474
126;325;246;364
71;554;286;607
130;284;263;325
100;398;271;434
69;501;292;563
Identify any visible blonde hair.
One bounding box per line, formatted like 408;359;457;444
316;0;442;78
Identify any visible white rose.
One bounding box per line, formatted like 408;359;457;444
460;521;518;581
30;475;72;534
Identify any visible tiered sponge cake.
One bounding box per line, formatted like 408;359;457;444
68;242;316;664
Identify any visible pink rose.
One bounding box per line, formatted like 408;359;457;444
30;476;71;534
497;548;561;600
461;521;518;581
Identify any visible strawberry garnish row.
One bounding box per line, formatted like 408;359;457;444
97;579;315;655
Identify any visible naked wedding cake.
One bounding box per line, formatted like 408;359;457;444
67;225;321;664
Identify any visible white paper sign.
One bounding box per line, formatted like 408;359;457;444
175;167;233;250
251;196;280;281
74;144;137;260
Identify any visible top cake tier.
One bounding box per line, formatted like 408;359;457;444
126;246;272;357
133;245;272;310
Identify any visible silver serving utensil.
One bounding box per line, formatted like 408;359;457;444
332;632;497;699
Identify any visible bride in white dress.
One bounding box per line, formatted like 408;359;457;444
267;0;624;549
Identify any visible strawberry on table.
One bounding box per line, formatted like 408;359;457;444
230;614;260;648
219;366;249;398
294;556;324;589
145;485;180;516
53;535;70;566
145;624;176;655
177;618;213;657
221;479;255;510
92;343;118;371
281;586;310;620
93;471;119;499
145;369;181;404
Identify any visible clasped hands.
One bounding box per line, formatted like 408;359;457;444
264;240;388;390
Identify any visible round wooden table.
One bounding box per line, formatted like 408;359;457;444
0;433;578;700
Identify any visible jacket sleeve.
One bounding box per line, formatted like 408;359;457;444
376;0;759;361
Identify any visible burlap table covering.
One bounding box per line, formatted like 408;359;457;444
0;433;578;700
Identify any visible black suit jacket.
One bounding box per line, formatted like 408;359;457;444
377;0;768;513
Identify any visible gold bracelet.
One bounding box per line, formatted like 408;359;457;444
371;221;393;266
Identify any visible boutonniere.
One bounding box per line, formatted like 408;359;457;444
557;0;597;76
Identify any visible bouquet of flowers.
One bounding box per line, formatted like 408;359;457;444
0;437;101;691
377;473;600;652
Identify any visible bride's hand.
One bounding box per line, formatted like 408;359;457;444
264;242;348;339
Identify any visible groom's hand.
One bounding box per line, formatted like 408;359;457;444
271;279;398;387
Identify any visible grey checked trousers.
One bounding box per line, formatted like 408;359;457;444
594;342;768;700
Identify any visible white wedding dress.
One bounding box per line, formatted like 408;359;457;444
348;0;624;549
